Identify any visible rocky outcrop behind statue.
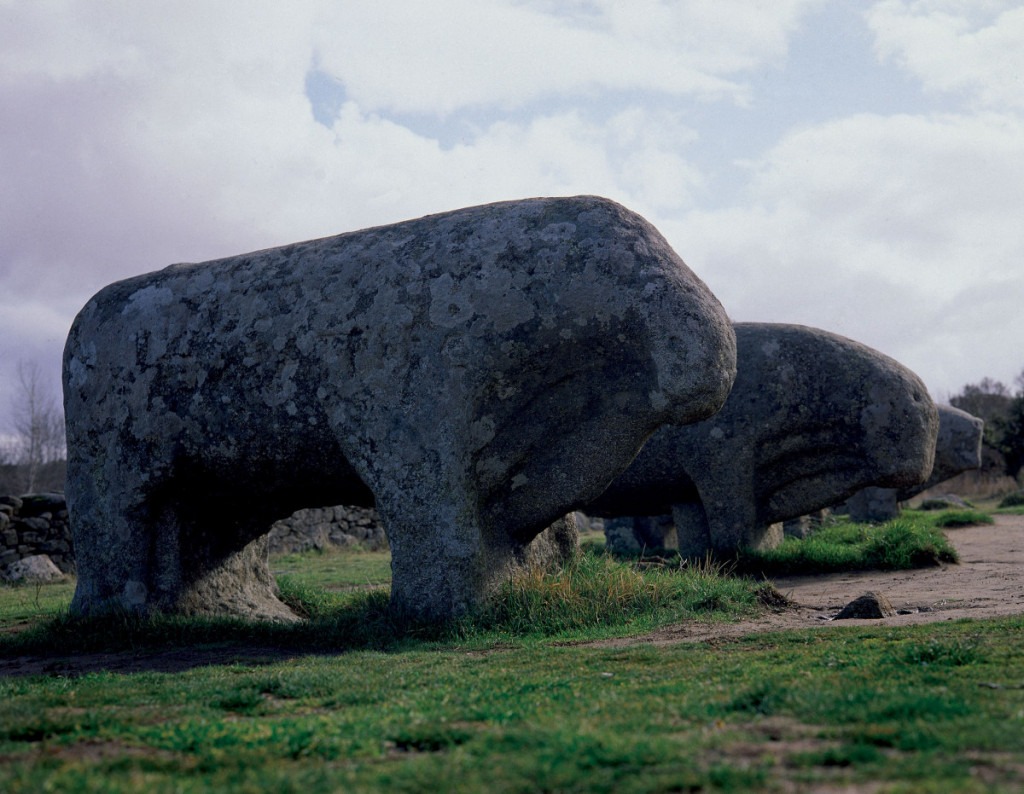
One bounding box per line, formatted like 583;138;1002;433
586;323;939;554
63;196;737;622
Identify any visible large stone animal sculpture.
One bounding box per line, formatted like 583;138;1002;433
63;196;736;622
585;322;939;554
845;404;983;522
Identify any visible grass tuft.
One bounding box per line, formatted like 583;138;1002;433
458;551;765;639
1;549;769;657
931;510;994;528
998;491;1024;508
734;516;958;577
894;636;983;667
918;497;973;511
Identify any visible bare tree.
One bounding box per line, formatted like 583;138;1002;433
0;433;16;466
8;360;66;493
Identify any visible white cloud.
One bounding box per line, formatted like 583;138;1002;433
1;0;1020;419
312;0;822;114
0;2;734;414
1;0;798;293
750;112;1024;289
664;108;1024;397
867;0;1024;109
0;301;70;422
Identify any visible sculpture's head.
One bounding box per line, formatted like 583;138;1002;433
468;196;737;536
934;404;984;476
728;323;939;523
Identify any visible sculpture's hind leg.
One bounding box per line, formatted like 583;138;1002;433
65;442;174;617
67;441;297;621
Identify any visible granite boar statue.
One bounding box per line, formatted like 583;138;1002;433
845;404;983;522
585;322;939;554
63;196;736;621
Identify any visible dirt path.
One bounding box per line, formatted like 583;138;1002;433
591;512;1024;648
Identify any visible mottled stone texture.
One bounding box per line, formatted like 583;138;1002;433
586;323;939;553
846;404;983;522
63;196;736;621
3;554;65;584
834;592;897;620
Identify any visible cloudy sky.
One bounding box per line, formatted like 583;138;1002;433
2;0;1023;432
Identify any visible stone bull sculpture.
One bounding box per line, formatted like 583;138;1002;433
585;322;939;554
63;196;736;621
845;404;983;522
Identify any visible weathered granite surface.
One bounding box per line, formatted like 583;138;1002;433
834;591;896;620
846;404;984;522
63;196;736;621
586;322;939;553
600;514;677;554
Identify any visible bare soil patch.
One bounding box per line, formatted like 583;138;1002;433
591;512;1024;648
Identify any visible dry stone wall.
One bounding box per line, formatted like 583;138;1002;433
267;505;387;554
0;494;75;576
0;493;388;580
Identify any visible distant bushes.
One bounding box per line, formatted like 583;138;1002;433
998;491;1024;508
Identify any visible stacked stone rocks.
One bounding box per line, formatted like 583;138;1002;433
0;493;389;574
0;493;75;576
267;505;387;554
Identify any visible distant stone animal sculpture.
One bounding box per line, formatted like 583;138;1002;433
845;404;983;522
63;195;736;622
584;322;939;554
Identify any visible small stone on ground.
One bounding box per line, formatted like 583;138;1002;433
833;591;897;620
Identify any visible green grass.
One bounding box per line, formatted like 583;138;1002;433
271;548;392;591
0;549;771;658
735;515;958;577
998;491;1024;508
931;509;995;528
1;606;1023;792
0;577;76;627
2;510;1021;792
919;497;973;510
464;551;772;639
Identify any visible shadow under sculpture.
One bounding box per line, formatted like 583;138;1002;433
585;322;940;555
62;195;737;622
845;404;983;522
